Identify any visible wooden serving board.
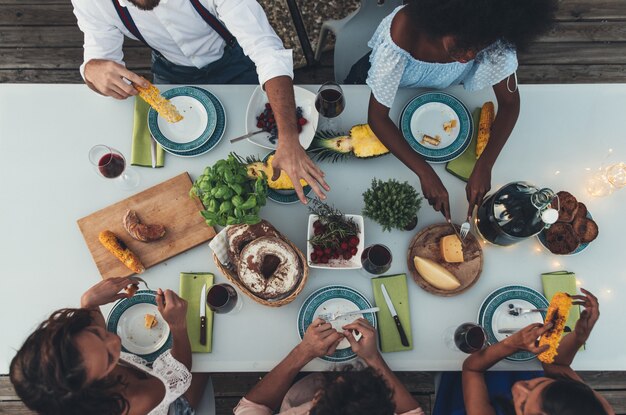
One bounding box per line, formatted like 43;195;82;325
77;172;216;279
407;223;483;297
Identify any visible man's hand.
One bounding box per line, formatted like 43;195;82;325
343;318;381;363
298;318;344;359
272;140;330;204
84;59;149;100
80;276;137;308
419;168;451;220
571;288;600;343
466;160;492;217
503;322;552;354
155;289;188;331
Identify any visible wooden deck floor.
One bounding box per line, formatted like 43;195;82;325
2;371;626;414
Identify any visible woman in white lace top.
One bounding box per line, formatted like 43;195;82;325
9;277;208;415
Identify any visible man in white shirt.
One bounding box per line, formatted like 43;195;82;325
72;0;329;202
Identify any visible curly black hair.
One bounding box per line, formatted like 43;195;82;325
405;0;558;53
9;308;129;415
309;365;396;415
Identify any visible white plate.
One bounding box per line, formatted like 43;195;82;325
410;102;460;149
489;299;544;342
156;96;210;144
245;86;318;150
116;303;170;355
313;298;364;350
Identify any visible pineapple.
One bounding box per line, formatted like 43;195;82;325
246;154;308;190
308;124;389;161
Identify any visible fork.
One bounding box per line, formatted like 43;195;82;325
131;276;153;291
318;307;379;322
508;307;547;316
460;216;471;240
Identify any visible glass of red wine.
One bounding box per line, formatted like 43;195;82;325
360;244;392;276
315;82;345;132
207;283;242;314
88;145;139;190
450;323;488;353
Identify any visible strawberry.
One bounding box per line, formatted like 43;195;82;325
350;247;358;255
340;242;349;250
298;117;307;126
342;252;352;260
324;247;331;255
349;236;359;247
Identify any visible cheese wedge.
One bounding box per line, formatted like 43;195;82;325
413;255;461;290
440;235;464;263
144;313;158;329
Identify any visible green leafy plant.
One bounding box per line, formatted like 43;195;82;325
362;178;422;232
190;153;267;227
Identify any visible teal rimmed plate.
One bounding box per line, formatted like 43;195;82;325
478;285;549;362
107;290;172;363
148;86;217;153
400;92;473;163
298;285;377;363
262;151;312;204
164;88;226;157
537;211;594;255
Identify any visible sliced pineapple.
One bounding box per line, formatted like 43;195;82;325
308;124;389;161
246;154;308;190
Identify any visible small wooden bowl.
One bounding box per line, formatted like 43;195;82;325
407;223;483;296
213;236;309;307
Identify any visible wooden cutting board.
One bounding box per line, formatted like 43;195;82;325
77;172;216;279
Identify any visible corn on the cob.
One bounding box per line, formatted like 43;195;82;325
99;230;145;274
475;102;495;159
538;292;573;363
136;82;183;123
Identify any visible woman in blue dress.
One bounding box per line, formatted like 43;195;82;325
348;0;557;219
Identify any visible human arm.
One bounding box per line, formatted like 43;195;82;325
466;75;520;216
368;95;451;219
462;323;551;415
243;318;343;410
71;0;148;98
156;289;192;370
264;76;330;203
343;318;422;414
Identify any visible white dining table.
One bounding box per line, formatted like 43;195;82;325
1;83;625;374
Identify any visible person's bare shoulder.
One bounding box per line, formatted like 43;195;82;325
124;376;167;415
389;8;413;51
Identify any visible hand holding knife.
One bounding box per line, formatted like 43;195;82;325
199;284;207;346
381;284;410;347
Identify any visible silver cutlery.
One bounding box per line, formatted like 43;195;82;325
508;307;547;316
447;219;465;246
498;328;520;334
230;129;265;143
200;284;207;346
460;216;471;240
131;276;152;291
318;307;379;322
150;135;157;168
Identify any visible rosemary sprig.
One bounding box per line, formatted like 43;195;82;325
308;198;359;248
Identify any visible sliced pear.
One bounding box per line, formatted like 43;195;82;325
413;255;461;291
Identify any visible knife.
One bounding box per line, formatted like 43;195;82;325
446;219;465;246
199;283;207;346
150;135;157;168
381;284;410;347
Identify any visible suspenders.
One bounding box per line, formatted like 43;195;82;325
111;0;236;51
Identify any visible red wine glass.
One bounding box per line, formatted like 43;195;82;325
207;283;242;314
315;82;345;132
360;244;392;276
88;145;139;190
452;323;488;353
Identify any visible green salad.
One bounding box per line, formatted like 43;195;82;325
190;154;267;226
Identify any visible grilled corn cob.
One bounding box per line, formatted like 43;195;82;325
538;292;573;363
135;82;183;123
99;230;145;274
475;102;495;159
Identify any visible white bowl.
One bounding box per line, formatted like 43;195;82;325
245;86;318;150
307;214;364;270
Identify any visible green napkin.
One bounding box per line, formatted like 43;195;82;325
371;274;413;352
446;108;481;181
179;272;214;353
541;270;583;349
131;97;165;167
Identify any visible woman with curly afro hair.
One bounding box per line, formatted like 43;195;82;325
346;0;558;221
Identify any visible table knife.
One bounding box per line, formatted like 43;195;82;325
150;135;157;168
381;284;410;347
199;283;207;346
447;219;465;246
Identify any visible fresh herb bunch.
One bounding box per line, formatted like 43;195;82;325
307;198;360;263
362;178;422;232
190;153;267;227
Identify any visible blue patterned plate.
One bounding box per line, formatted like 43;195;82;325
478;285;549;362
148;86;217;152
400;92;473;163
537;211;594;255
298;285;377;363
163;87;227;158
262;151;312;204
107;290;172;363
